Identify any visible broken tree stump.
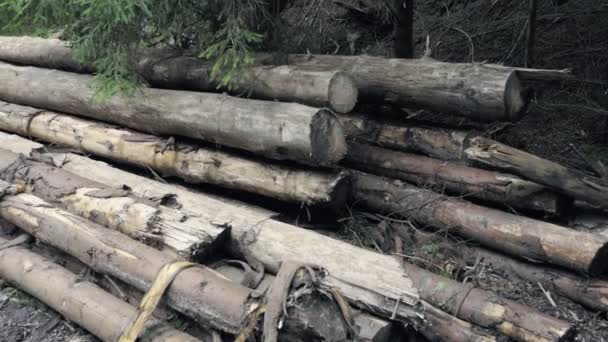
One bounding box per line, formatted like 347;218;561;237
0;101;349;206
0;62;347;166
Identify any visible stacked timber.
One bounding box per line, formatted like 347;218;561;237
0;35;602;342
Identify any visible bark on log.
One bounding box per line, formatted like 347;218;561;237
0;36;359;113
339;114;472;161
345;142;567;214
279;54;527;122
0;100;348;205
341;114;608;208
0;62;347;166
402;263;575;342
0;148;228;260
0;236;203;342
0;190;356;339
464;137;608;208
0;135;425;333
351;172;608;276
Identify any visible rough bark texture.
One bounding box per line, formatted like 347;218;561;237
346;142;567;214
0;236;203;342
465;136;608;207
417;302;496;342
0;190;357;340
0;100;348;205
0;148;228;260
280;54;526;122
339;114;472;161
0;62;347;166
0;36;358;113
402;263;575;342
351;172;608;275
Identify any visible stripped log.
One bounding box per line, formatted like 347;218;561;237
279;54;527;122
0;235;203;342
0;36;358;113
0;133;428;332
0;188;355;339
345;142;567;214
0;148;227;260
0;62;347;166
0;101;348;205
464;137;608;208
351;172;608;275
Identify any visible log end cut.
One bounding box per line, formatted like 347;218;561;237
310;110;348;165
328;72;359;113
504;72;527;121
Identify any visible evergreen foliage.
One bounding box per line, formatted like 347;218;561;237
0;0;270;98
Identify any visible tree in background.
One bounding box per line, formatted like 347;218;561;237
0;0;272;98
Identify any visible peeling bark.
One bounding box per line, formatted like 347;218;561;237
0;36;358;113
0;100;348;206
0;236;203;342
0;62;347;166
345;142;568;214
351;172;608;275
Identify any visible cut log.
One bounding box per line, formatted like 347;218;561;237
279;54;527;122
0;101;348;206
0;236;203;342
0;62;347;166
341;114;608;208
339;114;472;161
0;36;358;113
0;134;427;329
351;172;608;275
345;142;568;214
0;148;228;260
403;263;575;342
0;188;357;339
464;137;608;208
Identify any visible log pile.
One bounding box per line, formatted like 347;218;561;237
0;35;604;342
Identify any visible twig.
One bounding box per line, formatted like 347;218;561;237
537;282;557;308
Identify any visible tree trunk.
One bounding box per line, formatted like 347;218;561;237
0;62;347;166
525;0;539;68
0;236;204;342
351;172;608;275
402;263;575;342
464;136;608;207
339;114;473;161
0;101;348;206
392;0;415;58
278;54;526;122
0;189;356;339
345;142;568;215
0;148;228;261
0;36;358;113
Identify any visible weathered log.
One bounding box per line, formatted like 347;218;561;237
0;62;347;166
0;189;357;339
345;142;567;214
0;235;203;342
0;36;359;113
464;136;608;208
0;148;227;260
351;172;608;275
0;134;426;326
0;101;348;206
402;263;575;342
279;54;527;122
339;114;472;161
